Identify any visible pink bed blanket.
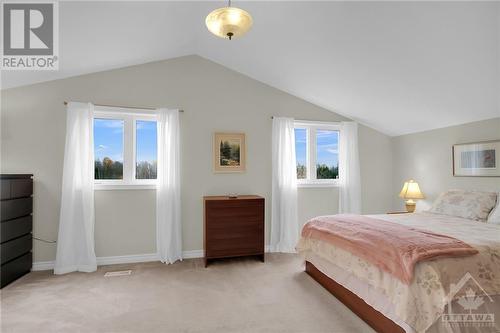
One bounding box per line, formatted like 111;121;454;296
301;214;478;284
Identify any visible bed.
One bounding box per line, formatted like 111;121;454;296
297;208;500;333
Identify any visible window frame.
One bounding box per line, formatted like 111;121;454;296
93;106;157;190
294;120;340;188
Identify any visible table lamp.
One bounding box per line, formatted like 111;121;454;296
399;180;424;213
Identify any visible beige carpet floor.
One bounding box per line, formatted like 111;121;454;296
1;254;374;333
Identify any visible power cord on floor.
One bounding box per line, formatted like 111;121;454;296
33;236;56;244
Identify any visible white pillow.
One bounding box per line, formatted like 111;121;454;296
428;190;497;222
487;192;500;224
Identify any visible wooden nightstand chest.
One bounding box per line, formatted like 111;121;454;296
203;195;265;267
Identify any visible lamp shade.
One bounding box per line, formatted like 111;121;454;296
206;6;253;40
399;180;424;199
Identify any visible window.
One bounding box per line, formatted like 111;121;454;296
94;119;124;179
136;120;157;179
93;107;157;189
316;130;339;180
294;121;340;186
294;128;307;179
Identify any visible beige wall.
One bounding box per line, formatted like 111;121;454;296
392;118;500;211
359;125;394;213
1;55;393;262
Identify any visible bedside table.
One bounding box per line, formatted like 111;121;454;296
386;211;412;215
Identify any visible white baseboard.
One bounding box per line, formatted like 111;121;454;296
97;253;160;266
33;246;275;271
33;250;204;271
181;249;204;259
32;260;57;271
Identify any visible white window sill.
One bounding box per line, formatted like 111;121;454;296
297;182;339;188
94;184;157;191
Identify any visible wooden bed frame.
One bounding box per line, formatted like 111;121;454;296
305;261;405;333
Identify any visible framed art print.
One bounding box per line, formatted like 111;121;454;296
453;140;500;177
213;133;246;173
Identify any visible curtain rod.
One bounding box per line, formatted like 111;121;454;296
63;101;184;112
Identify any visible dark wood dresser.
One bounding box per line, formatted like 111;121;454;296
1;174;33;288
204;195;264;267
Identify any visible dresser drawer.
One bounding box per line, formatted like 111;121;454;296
206;200;264;221
1;234;32;265
1;216;32;243
206;248;263;259
206;199;263;210
1;197;32;221
1;252;32;288
10;179;33;199
206;238;263;258
207;221;263;237
204;196;265;265
207;209;263;219
1;180;10;200
206;215;263;229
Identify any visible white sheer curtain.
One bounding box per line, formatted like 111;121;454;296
55;102;97;274
339;121;362;214
156;108;182;264
270;117;299;253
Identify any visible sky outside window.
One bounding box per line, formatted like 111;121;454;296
94;118;124;179
316;130;339;179
136;120;157;179
295;128;307;179
94;119;124;162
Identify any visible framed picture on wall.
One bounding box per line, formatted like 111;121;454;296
453;140;500;177
213;133;246;173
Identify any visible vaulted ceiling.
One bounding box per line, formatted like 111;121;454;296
2;1;499;136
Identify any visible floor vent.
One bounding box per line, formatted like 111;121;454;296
104;270;132;277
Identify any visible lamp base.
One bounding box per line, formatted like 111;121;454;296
405;201;416;213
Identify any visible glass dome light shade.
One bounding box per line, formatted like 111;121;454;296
206;7;253;40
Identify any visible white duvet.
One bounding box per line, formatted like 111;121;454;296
296;212;500;333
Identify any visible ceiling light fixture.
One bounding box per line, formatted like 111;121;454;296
205;0;253;40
